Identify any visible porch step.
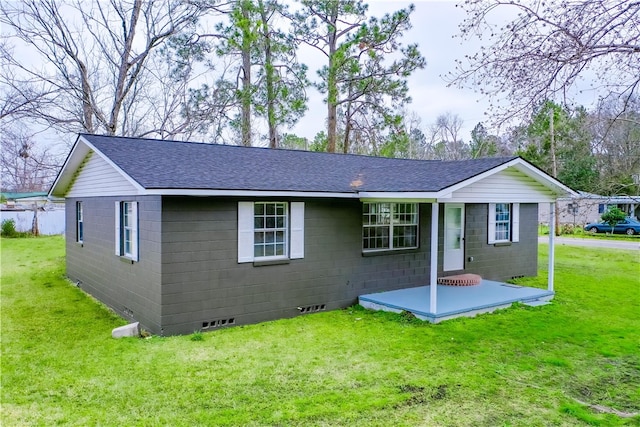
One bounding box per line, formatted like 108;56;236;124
522;299;551;307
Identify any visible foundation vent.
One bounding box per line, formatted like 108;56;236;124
297;304;326;314
202;318;235;329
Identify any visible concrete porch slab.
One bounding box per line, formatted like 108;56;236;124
359;280;554;323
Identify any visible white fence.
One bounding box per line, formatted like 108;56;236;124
1;209;66;235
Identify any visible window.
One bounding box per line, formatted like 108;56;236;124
253;202;288;259
115;201;138;261
362;203;418;251
488;203;519;244
76;202;83;243
238;202;305;263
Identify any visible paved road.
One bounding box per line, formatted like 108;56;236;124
538;236;640;250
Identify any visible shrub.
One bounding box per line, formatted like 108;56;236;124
1;219;31;238
560;224;575;235
1;219;17;237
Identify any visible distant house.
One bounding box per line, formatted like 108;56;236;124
1;192;65;235
539;192;640;226
1;192;49;209
49;134;575;335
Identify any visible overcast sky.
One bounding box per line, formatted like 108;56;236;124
291;0;492;142
6;0;601;149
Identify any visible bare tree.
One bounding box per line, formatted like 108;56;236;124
0;126;61;192
0;0;213;137
428;113;469;160
591;96;640;195
447;1;640;124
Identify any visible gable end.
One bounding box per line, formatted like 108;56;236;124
66;151;139;197
447;167;557;203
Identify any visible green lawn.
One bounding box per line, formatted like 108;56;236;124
2;236;639;426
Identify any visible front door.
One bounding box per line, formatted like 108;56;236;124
443;204;465;271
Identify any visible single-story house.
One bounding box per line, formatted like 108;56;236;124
539;191;640;226
49;134;576;335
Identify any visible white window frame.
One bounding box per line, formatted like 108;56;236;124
488;202;519;244
115;201;138;261
362;202;419;252
253;201;288;260
76;201;83;243
238;201;305;263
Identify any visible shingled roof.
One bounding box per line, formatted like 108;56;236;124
79;134;518;193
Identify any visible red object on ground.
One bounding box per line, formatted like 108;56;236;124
437;273;482;286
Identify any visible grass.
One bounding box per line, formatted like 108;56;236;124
2;236;639;426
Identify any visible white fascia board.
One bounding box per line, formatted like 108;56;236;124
358;192;439;202
49;136;146;197
144;188;359;198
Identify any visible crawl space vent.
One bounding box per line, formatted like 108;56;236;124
202;318;235;329
298;304;326;314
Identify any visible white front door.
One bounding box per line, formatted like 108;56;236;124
443;204;465;271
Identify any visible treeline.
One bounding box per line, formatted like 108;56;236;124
0;0;424;151
1;1;637;197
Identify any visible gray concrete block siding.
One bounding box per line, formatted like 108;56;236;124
65;197;539;335
160;197;433;335
464;203;538;280
65;196;163;333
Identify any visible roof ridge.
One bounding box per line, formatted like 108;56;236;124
80;134;517;165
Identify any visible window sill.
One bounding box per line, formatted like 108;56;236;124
76;242;84;247
253;258;290;267
362;247;419;257
118;256;136;264
493;241;512;247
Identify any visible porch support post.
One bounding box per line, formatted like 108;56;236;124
430;202;439;313
548;202;556;292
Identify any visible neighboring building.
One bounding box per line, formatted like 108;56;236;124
1;192;49;209
1;192;66;235
49;134;575;335
539;192;640;226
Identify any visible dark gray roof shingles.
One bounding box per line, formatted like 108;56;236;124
82;134;516;193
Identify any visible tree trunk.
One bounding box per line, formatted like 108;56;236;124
326;6;338;153
343;101;352;154
31;203;39;236
258;1;277;148
109;0;142;136
241;1;252;147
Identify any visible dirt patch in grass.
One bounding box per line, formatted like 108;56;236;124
396;383;457;408
568;355;640;414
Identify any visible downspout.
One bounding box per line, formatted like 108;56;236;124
430;202;439;313
548;202;555;292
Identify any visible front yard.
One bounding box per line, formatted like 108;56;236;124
1;236;639;426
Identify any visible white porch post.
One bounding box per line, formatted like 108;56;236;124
430;202;439;313
548;202;556;292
